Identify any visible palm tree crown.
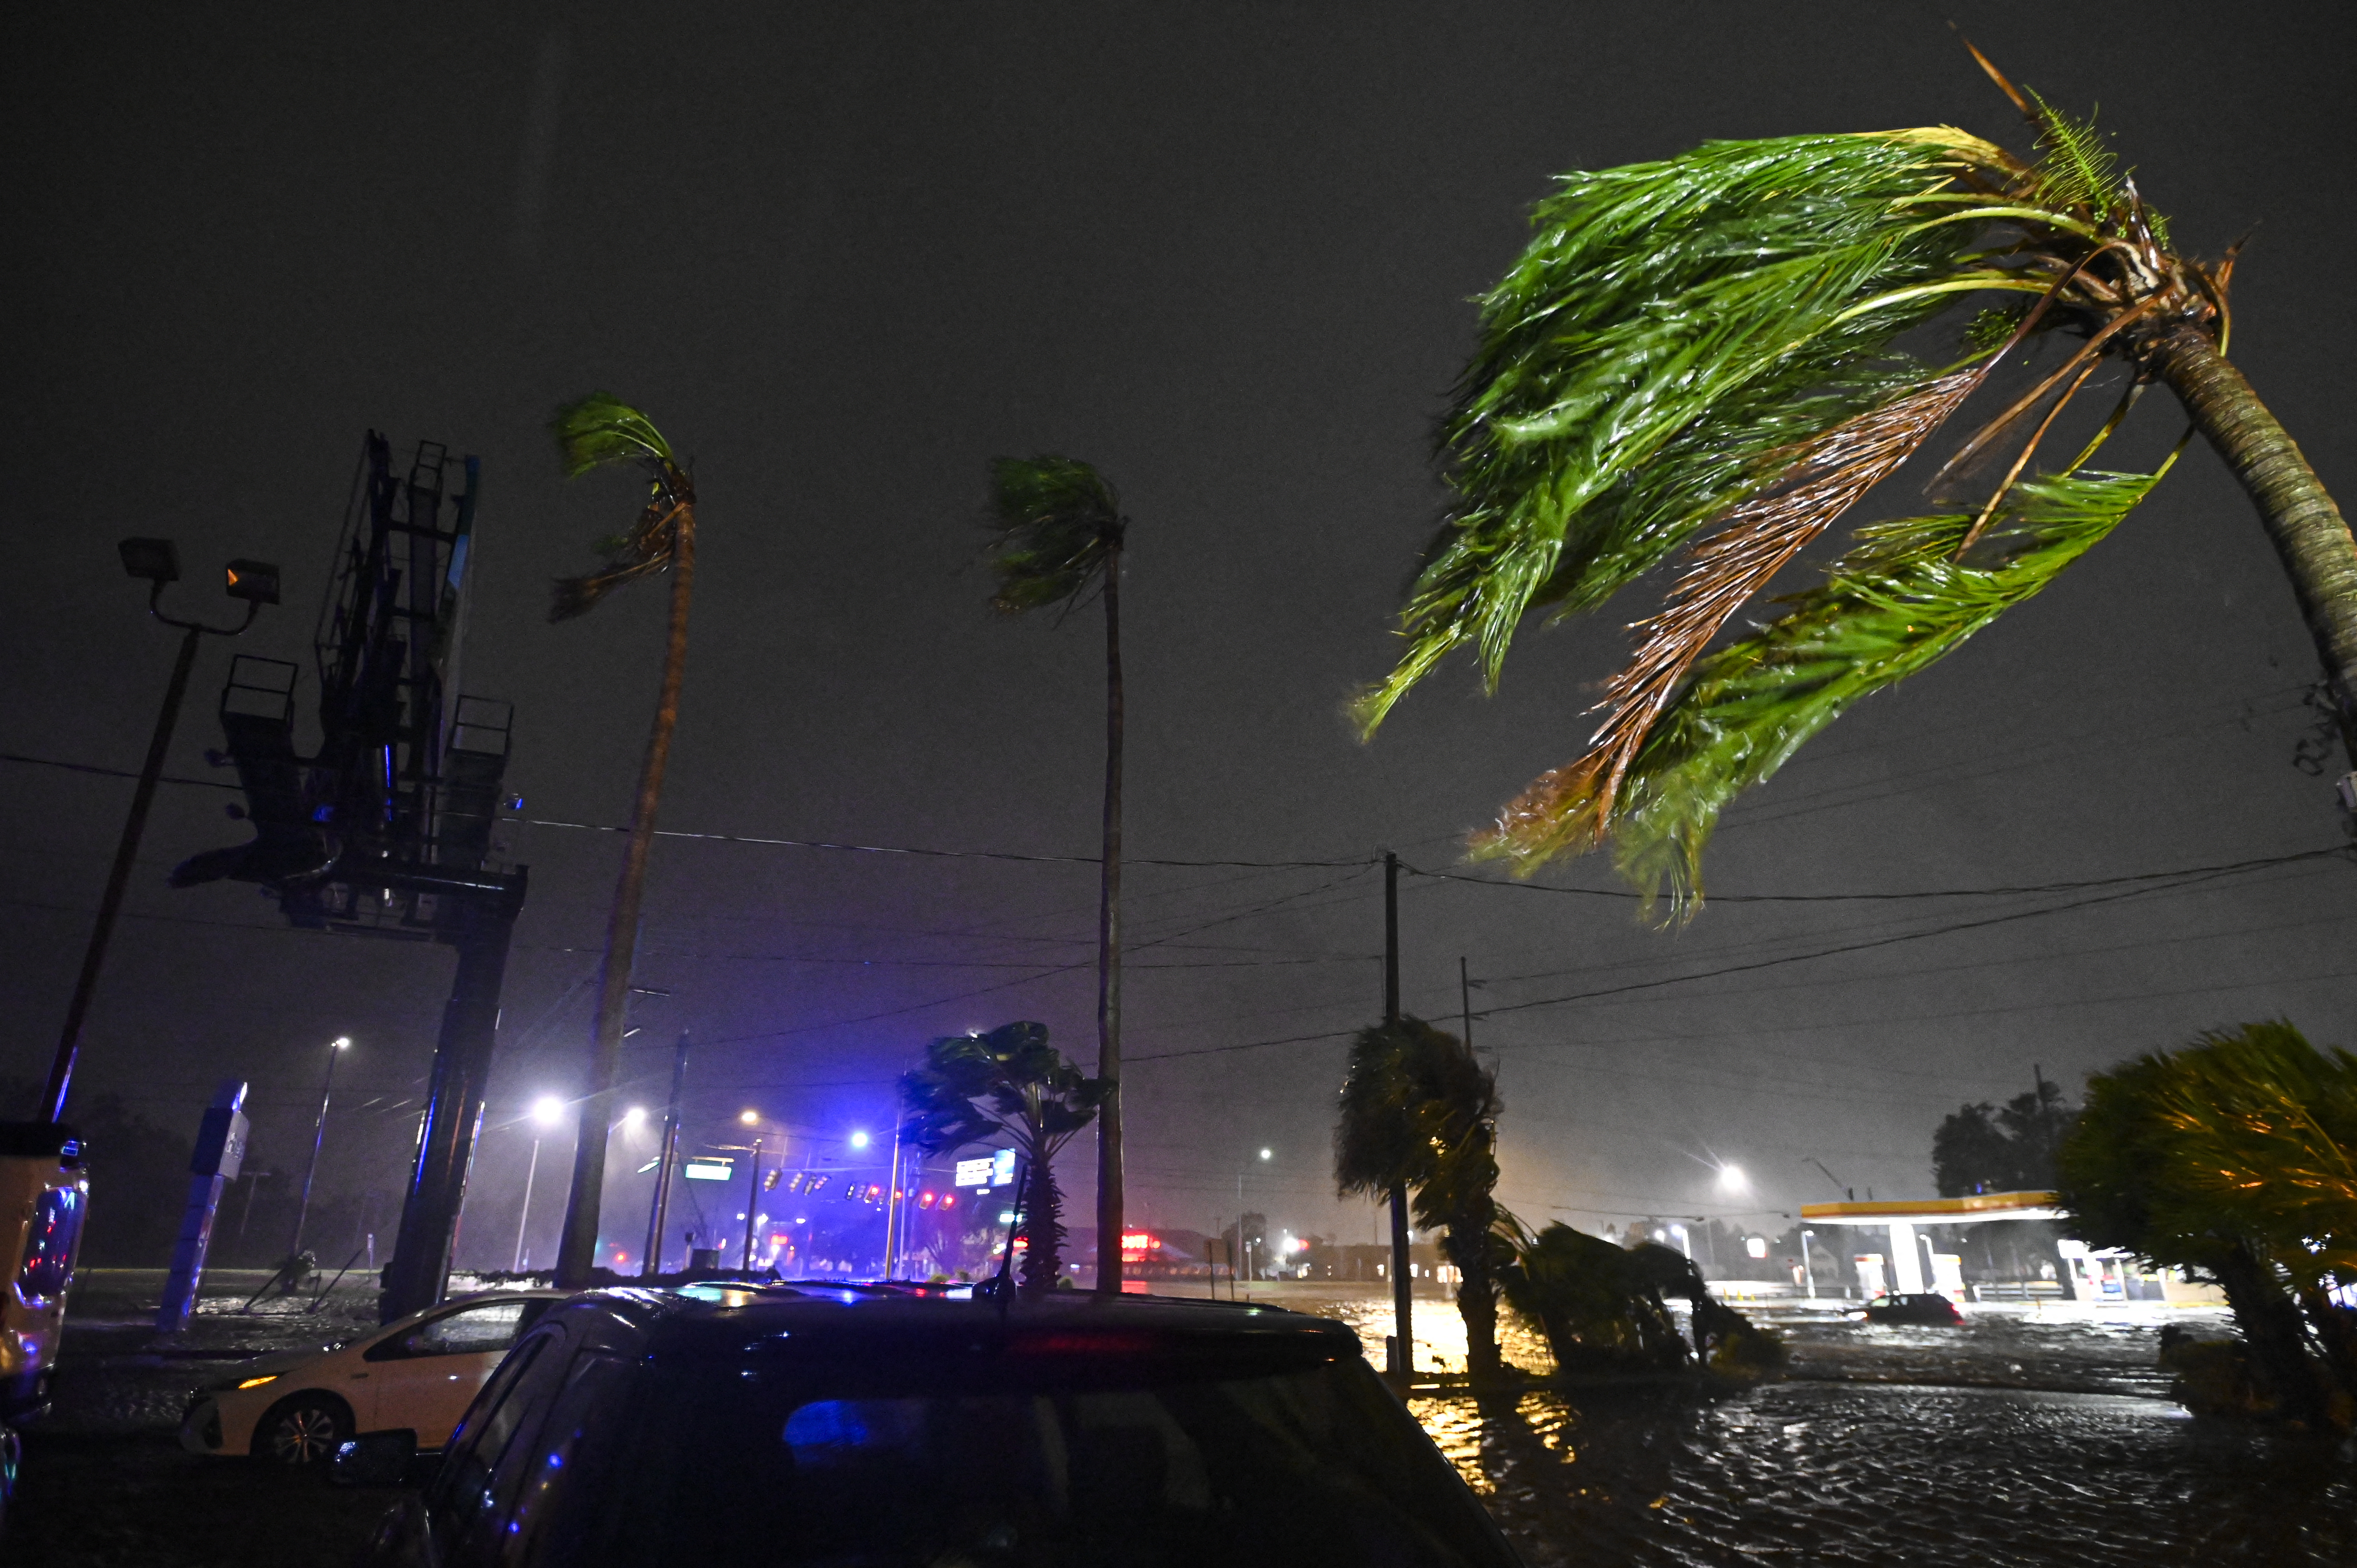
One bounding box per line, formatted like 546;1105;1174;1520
1358;53;2353;916
900;1021;1105;1295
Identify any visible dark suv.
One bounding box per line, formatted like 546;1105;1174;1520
358;1282;1522;1567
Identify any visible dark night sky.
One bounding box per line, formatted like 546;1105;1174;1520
8;2;2355;1265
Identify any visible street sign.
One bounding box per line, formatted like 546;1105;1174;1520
954;1157;994;1188
682;1158;734;1182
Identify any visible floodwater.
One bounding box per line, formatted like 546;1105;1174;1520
27;1272;2357;1566
1257;1281;2357;1566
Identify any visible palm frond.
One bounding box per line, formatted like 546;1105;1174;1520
548;393;691;624
984;456;1122;614
1577;368;1988;824
1354;128;2029;735
552;393;676;477
1477;464;2170;912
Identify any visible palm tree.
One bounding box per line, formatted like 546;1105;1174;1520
981;457;1130;1290
1334;1017;1510;1380
2059;1021;2357;1427
899;1021;1104;1295
1357;50;2357;914
544;394;697;1289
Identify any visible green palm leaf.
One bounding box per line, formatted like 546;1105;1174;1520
1355;127;2045;731
1480;463;2169;913
984;456;1123;613
548;394;691;623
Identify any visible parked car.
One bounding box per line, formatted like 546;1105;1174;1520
181;1289;563;1465
1855;1292;1964;1326
351;1283;1526;1566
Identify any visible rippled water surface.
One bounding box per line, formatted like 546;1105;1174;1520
1254;1283;2357;1566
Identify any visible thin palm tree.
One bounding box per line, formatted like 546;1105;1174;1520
545;394;697;1288
982;457;1130;1290
899;1021;1105;1295
1357;50;2357;914
1335;1017;1509;1380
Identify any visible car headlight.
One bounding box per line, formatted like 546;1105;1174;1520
236;1374;279;1390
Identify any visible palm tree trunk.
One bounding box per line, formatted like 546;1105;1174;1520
2209;1239;2325;1426
553;509;695;1288
1020;1149;1064;1295
1093;547;1125;1292
2149;325;2357;764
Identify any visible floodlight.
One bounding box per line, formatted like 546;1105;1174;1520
223;559;281;605
119;537;181;583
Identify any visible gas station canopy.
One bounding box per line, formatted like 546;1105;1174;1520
1799;1191;2065;1227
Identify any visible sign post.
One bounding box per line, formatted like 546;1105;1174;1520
156;1080;248;1331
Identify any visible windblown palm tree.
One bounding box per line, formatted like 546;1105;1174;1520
899;1020;1104;1296
982;457;1130;1289
1358;50;2357;914
544;394;697;1288
1335;1017;1509;1379
2059;1021;2357;1427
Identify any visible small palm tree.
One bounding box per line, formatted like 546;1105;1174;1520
981;457;1130;1290
2060;1021;2357;1426
1335;1017;1510;1379
899;1021;1104;1295
1358;51;2357;914
544;394;697;1288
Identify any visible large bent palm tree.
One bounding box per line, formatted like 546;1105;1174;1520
982;457;1130;1290
546;394;697;1288
1358;51;2357;914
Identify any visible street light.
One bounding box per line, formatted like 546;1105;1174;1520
1236;1147;1273;1294
41;538;280;1121
739;1109;760;1126
513;1096;566;1272
1717;1164;1748;1195
849;1130;871;1149
289;1037;350;1258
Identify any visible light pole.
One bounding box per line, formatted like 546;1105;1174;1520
514;1095;565;1272
739;1110;764;1272
1801;1228;1818;1301
43;540;278;1122
1236;1147;1271;1296
289;1036;350;1257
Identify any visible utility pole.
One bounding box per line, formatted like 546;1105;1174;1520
642;1033;689;1278
1384;851;1413;1383
741;1137;764;1272
44;541;275;1122
882;1123;903;1278
1459;956;1473;1049
290;1037;350;1256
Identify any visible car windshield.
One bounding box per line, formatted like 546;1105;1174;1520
537;1343;1515;1567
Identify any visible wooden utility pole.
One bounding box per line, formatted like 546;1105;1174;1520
1384;852;1413;1382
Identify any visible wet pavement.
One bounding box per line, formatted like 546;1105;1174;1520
13;1272;2357;1565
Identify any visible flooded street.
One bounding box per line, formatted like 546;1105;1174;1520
1255;1282;2357;1565
16;1272;2357;1564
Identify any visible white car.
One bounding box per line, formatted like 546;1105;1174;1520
181;1289;563;1465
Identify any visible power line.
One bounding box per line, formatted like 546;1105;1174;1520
1401;844;2347;904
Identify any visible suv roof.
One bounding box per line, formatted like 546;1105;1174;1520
552;1283;1363;1362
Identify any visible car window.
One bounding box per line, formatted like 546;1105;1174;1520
499;1355;634;1565
423;1300;531;1354
589;1353;1517;1567
371;1299;533;1363
427;1330;564;1548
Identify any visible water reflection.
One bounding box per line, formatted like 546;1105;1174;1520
1250;1283;2357;1565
